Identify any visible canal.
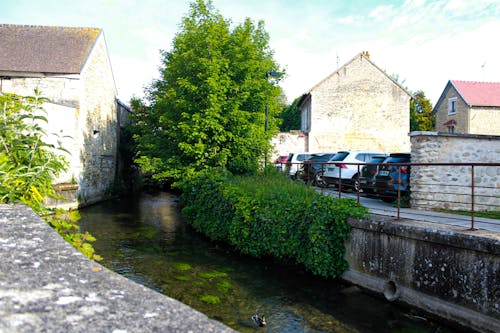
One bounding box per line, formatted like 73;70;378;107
79;191;470;333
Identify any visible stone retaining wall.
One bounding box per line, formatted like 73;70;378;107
410;132;500;211
344;215;500;333
0;204;235;333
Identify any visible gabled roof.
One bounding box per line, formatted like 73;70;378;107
0;24;102;74
450;80;500;107
298;52;412;107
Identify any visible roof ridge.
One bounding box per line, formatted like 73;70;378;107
451;79;500;85
0;23;101;30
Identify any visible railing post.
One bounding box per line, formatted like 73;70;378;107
470;165;476;231
338;165;342;200
397;165;401;220
357;164;360;205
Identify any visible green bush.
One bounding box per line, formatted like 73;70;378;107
179;169;368;278
0;91;101;261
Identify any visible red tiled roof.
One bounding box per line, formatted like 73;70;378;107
451;80;500;107
0;24;101;74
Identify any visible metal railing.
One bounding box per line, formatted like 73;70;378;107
277;161;499;231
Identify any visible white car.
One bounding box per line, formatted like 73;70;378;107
323;150;385;190
285;152;313;178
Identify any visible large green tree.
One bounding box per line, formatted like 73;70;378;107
131;0;284;184
410;90;434;131
279;95;302;131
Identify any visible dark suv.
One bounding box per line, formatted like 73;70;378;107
359;155;388;195
374;153;411;202
298;152;336;186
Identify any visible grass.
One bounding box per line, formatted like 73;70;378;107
435;209;500;220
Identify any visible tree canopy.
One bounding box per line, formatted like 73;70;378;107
410;90;434;131
131;0;284;184
279;95;302;131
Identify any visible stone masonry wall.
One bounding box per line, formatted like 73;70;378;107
2;33;119;208
307;55;411;153
410;132;500;211
78;34;119;206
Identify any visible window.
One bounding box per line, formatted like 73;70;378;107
447;125;455;133
448;97;457;115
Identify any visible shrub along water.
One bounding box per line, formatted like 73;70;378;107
179;169;368;278
0;91;101;261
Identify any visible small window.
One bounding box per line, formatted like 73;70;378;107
447;125;455;133
448;97;457;115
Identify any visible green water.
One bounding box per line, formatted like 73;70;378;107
78;191;471;333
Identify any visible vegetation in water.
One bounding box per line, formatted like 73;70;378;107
172;262;192;271
198;271;229;279
174;275;191;281
0;90;101;261
199;294;222;305
179;169;368;278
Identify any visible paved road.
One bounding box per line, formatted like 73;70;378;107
317;187;500;233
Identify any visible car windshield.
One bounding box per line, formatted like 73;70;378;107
297;154;312;162
309;154;335;162
385;156;410;163
330;152;349;161
367;156;386;163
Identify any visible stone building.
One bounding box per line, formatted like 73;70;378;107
433;80;500;135
0;24;120;208
297;52;412;153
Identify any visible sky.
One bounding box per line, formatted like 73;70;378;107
1;0;499;106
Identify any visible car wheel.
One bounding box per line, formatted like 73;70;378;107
351;174;360;192
314;172;325;187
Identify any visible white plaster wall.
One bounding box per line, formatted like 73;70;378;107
270;131;307;160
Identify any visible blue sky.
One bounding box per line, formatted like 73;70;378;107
1;0;499;105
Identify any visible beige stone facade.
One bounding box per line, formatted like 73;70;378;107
1;31;119;208
410;132;500;211
434;81;500;135
298;53;411;154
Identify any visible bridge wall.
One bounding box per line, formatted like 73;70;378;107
344;215;500;333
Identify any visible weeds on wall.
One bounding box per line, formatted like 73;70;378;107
0;90;101;261
179;168;368;278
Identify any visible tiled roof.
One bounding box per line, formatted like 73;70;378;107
0;24;101;74
451;80;500;107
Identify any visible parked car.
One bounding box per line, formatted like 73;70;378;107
359;154;389;195
323;150;385;190
274;155;288;172
374;153;411;202
285;152;313;179
297;152;337;186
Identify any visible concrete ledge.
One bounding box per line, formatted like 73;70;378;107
349;215;500;255
345;216;500;333
0;204;235;333
342;270;499;333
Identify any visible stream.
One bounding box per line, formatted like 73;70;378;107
78;191;470;333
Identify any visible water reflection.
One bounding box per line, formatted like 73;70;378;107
79;192;469;333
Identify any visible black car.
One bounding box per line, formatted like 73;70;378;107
298;153;336;187
374;153;411;202
359;155;388;195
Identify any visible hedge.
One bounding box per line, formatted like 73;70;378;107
179;169;368;278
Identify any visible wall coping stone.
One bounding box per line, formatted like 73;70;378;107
348;215;500;255
409;131;500;140
0;204;235;333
